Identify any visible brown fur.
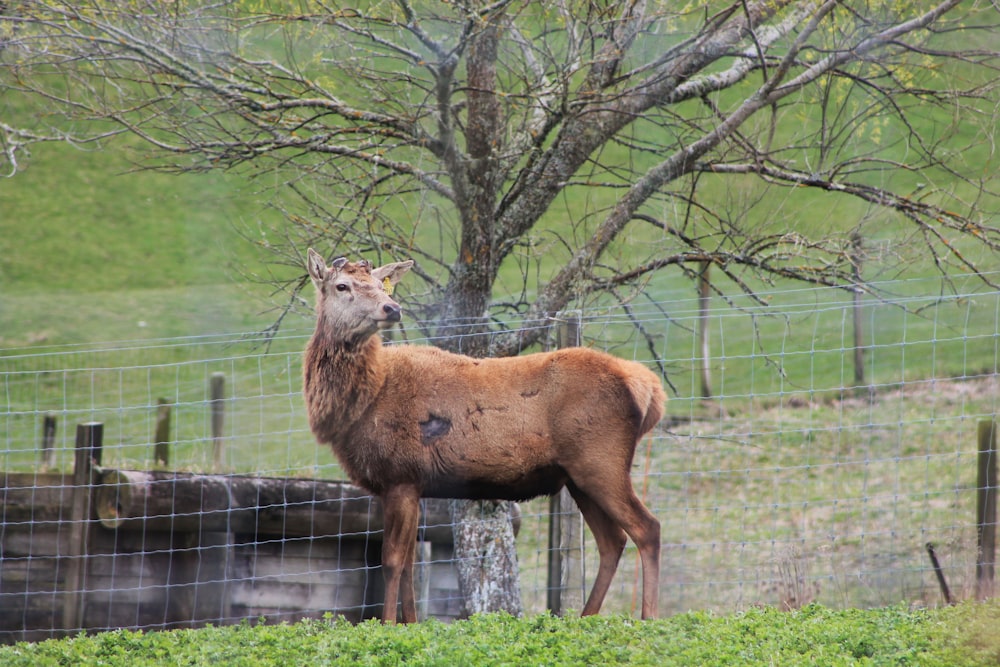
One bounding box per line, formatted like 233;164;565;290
303;249;665;622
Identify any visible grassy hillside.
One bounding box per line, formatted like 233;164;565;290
1;147;240;290
0;129;293;347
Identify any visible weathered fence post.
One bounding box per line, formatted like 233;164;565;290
697;260;712;399
210;372;225;471
547;312;585;615
925;542;952;605
977;419;997;600
154;398;171;467
415;541;433;621
40;413;57;469
849;231;866;387
555;310;581;351
62;421;103;633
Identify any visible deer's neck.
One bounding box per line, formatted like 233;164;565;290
304;323;386;447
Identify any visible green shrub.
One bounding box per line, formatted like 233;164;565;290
3;602;999;667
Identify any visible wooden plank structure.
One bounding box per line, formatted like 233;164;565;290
0;468;461;644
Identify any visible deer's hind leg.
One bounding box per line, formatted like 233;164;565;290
565;463;661;619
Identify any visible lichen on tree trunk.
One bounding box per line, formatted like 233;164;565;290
450;499;522;618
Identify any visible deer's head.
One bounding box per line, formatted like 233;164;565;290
307;248;414;342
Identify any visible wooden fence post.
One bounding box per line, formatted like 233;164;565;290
62;422;103;633
697;260;712;399
210;373;225;471
925;542;953;605
547;312;585;615
556;311;581;351
40;413;57;470
850;231;866;387
977;419;997;600
155;398;171;467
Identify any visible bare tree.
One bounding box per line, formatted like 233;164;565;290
3;0;998;616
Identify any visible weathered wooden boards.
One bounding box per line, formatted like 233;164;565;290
0;471;460;643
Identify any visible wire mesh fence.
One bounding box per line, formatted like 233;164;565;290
1;274;998;640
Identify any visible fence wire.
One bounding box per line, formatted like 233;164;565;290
1;274;998;640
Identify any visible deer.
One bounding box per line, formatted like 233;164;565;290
302;248;666;623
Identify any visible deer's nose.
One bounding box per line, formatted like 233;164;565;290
383;303;402;321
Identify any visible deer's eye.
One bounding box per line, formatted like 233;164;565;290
335;283;350;292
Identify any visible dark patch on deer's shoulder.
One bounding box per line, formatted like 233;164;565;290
419;414;451;445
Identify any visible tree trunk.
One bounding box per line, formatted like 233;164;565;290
442;19;524;618
450;499;522;618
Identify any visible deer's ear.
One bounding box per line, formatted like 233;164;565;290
372;260;414;289
306;248;329;287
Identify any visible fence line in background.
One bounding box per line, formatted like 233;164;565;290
1;278;998;640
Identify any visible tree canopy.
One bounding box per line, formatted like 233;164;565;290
2;1;997;356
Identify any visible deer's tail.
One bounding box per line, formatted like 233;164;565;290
626;370;667;438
